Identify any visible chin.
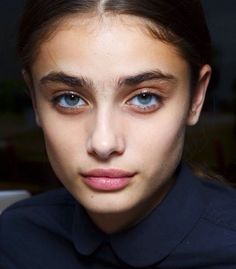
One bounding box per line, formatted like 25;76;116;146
81;192;136;215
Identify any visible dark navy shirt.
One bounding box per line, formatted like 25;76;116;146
1;164;236;268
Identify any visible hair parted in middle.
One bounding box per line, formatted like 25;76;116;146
18;0;212;86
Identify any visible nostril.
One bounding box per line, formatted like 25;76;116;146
87;140;118;159
86;132;125;160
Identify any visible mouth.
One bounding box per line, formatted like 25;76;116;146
81;168;136;191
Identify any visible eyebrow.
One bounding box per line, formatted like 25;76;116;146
39;69;177;89
118;69;177;87
40;72;94;89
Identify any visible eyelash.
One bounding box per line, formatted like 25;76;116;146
51;90;163;113
126;90;163;112
52;92;87;113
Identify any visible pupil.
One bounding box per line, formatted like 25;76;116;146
138;93;152;105
65;94;79;106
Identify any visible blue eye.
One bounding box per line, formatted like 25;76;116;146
54;93;86;108
128;92;160;109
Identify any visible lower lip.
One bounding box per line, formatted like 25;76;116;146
83;176;132;191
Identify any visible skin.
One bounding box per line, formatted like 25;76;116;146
25;14;211;234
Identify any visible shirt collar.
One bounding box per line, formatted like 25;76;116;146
72;163;206;267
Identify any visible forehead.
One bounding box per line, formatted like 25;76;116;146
32;14;190;84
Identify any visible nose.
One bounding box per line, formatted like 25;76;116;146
86;109;125;160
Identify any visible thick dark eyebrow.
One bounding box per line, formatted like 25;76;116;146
118;69;177;87
39;72;94;89
39;69;176;90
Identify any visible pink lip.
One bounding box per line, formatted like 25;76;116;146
81;169;136;191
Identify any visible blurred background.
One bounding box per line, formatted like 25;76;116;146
0;0;236;194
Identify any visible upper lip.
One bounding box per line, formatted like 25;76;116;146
81;169;136;178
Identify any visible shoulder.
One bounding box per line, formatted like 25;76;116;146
1;187;75;217
181;164;236;230
199;177;236;231
172;170;236;266
2;187;75;211
0;188;76;235
0;188;77;267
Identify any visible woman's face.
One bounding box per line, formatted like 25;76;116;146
28;14;210;224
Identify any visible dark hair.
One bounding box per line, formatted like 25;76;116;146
17;0;212;85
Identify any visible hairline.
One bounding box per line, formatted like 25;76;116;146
23;11;190;72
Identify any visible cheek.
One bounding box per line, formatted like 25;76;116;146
128;109;185;173
38;112;86;172
128;113;186;160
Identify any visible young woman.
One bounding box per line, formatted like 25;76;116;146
1;0;236;268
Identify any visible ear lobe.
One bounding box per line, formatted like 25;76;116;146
22;69;41;127
187;64;212;126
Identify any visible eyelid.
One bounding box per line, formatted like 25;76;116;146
52;90;81;97
51;90;87;103
49;90;91;116
126;88;164;101
124;88;165;112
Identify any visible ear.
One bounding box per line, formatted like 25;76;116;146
22;69;41;127
187;64;212;126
